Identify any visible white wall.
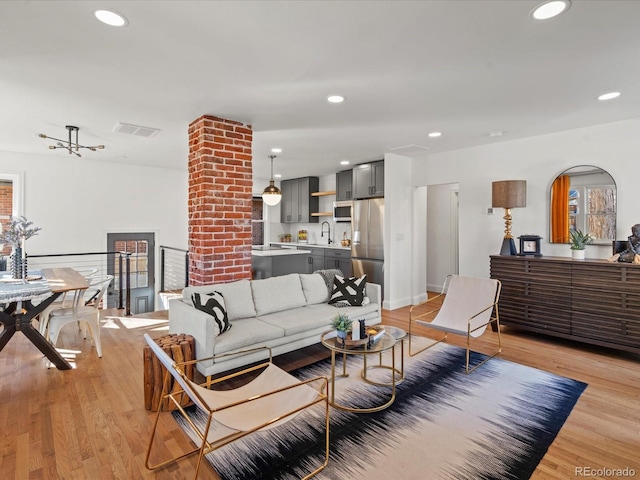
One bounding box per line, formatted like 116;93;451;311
383;153;413;309
409;118;640;283
411;186;427;304
0;150;188;297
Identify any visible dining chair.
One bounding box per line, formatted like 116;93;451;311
408;274;502;373
38;267;100;322
46;274;114;358
143;334;330;480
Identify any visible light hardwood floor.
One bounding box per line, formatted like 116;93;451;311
0;304;638;480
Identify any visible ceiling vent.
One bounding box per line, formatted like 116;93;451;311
113;122;160;138
388;144;431;156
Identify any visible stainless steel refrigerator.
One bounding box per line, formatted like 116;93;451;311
351;198;384;298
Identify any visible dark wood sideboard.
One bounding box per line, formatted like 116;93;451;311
490;255;640;354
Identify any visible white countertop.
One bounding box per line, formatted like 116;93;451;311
252;248;311;257
270;242;351;251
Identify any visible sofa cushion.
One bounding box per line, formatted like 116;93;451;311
307;300;378;316
212;317;284;355
258;306;333;336
300;273;329;305
329;275;367;306
251;274;306;316
184;279;256;321
191;291;232;336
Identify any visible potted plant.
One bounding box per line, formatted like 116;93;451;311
569;229;593;259
331;313;352;345
0;216;41;278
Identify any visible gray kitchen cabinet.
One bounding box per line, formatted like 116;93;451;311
280;179;298;223
252;253;310;279
335;169;353;201
280;177;319;223
352;160;384;199
324;248;352;277
305;247;326;273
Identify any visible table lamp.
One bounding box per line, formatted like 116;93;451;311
492;180;526;255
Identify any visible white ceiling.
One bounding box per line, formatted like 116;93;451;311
1;0;639;181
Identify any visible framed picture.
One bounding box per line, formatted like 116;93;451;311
518;235;542;256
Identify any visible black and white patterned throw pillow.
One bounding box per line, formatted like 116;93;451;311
191;291;232;336
329;275;367;307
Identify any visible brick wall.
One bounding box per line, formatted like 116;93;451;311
0;181;13;255
187;115;253;285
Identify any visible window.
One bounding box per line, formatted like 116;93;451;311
569;185;616;241
113;240;149;289
0;173;24;255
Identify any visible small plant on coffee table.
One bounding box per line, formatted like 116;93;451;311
331;313;352;341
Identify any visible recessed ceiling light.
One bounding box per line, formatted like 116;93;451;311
597;91;621;101
274;174;282;178
489;130;504;137
327;95;345;104
340;160;350;165
428;132;442;138
271;147;282;153
94;9;128;27
531;1;570;20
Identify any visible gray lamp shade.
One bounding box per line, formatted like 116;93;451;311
492;180;526;209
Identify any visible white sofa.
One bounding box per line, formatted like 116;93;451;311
169;272;382;377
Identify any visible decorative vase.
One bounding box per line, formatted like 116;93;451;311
571;249;585;260
10;246;27;279
336;330;347;347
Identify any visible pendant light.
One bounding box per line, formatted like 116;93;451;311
262;155;282;206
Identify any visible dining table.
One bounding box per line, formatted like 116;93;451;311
0;267;89;370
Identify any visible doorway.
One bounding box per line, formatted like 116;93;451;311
107;232;155;313
426;183;459;292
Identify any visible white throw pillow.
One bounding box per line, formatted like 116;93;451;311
185;279;256;321
191;291;232;336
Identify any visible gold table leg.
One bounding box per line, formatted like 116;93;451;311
361;338;405;386
330;350;396;414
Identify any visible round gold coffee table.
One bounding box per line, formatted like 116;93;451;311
320;329;397;413
362;325;407;386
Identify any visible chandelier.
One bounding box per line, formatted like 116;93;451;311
39;125;105;157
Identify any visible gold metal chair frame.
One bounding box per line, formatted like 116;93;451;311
144;336;330;479
408;275;502;374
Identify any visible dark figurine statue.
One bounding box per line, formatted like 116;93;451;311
616;224;640;263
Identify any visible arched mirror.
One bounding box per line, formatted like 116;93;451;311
549;166;616;245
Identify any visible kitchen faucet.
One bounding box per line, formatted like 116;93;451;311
321;221;332;244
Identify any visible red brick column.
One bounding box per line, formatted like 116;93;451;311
188;115;253;285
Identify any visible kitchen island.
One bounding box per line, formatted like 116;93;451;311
251;247;311;279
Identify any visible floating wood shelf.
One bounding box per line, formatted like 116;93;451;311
311;190;336;197
311;212;333;217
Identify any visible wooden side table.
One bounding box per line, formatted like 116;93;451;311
143;333;195;411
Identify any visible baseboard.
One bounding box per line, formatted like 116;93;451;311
383;295;414;310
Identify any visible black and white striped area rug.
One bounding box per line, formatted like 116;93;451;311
173;341;587;480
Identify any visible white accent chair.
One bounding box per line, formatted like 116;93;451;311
143;333;330;480
409;275;502;373
45;274;113;358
